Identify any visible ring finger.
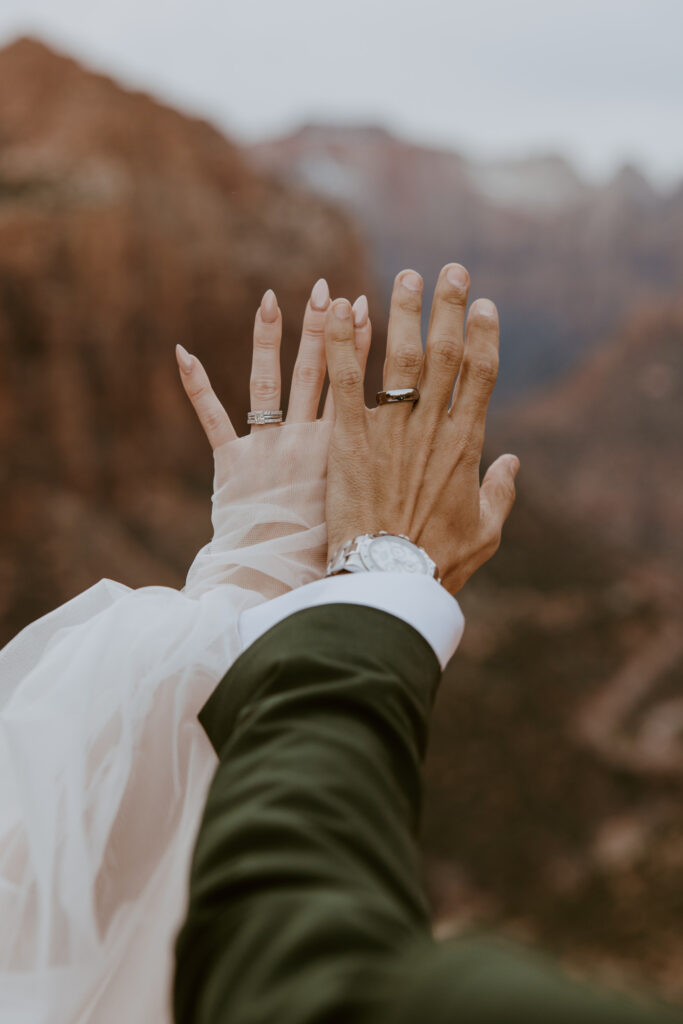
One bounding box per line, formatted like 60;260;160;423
250;288;282;432
381;269;424;413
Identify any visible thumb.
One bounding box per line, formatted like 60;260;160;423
479;453;519;535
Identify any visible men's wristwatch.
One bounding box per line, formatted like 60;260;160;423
326;532;440;583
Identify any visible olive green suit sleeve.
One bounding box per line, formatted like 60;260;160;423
173;604;681;1024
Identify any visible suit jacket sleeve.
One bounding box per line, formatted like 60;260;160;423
173;603;682;1024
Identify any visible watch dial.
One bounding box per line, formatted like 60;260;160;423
364;535;429;574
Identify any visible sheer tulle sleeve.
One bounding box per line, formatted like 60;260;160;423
0;421;330;1023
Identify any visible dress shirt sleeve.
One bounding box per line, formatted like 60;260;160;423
238;571;464;670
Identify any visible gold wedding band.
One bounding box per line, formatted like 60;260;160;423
376;388;420;406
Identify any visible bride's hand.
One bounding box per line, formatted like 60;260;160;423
175;279;371;443
175;279;372;600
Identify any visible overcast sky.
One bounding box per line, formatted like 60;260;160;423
1;0;681;186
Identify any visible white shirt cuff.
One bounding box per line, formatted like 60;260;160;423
238;572;464;671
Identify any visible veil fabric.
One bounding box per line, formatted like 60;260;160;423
0;421;331;1023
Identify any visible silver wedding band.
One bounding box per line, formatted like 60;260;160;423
376;388;420;406
247;410;283;425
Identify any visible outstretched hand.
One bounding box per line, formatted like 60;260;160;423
175;281;371;444
174;279;372;600
324;263;518;596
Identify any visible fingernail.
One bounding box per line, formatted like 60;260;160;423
474;298;497;320
260;288;279;323
446;264;469;289
352;295;368;326
401;271;422;292
333;300;352;320
310;277;330;310
508;455;520;477
176;343;194;373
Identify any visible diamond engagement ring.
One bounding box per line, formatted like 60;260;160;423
375;388;420;406
247;410;284;425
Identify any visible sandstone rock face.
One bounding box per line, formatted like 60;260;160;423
0;38;374;642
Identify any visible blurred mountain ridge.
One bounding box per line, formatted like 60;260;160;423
254;121;673;209
248;123;683;396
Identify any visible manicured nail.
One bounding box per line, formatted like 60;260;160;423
310;277;330;311
260;288;279;323
401;271;422;292
352;295;368;326
176;343;194;373
333;300;352;320
446;264;469;289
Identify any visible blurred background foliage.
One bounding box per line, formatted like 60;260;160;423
0;10;681;1003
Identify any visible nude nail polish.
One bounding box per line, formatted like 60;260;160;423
352;295;368;326
176;343;194;373
260;289;279;323
310;278;330;311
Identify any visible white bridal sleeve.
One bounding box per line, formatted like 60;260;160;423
0;420;331;1024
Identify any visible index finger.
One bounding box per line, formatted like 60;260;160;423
324;299;365;432
322;294;371;421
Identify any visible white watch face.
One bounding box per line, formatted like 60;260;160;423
361;535;431;574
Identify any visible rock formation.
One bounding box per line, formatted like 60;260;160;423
0;38;375;642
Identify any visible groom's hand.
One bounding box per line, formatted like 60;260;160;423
324;264;519;596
